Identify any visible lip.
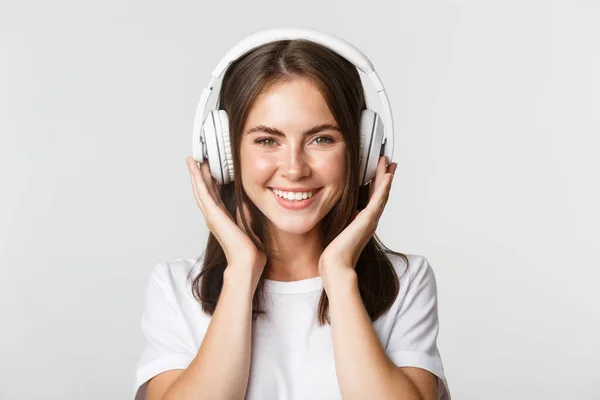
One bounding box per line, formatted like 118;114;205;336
268;186;322;192
269;187;323;210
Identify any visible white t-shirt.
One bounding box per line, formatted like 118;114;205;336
133;253;451;399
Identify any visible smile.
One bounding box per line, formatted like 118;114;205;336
268;187;323;210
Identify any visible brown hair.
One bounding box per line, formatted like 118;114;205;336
190;39;408;325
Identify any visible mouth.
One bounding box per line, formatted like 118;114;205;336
268;187;323;210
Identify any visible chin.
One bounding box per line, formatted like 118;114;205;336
267;216;321;235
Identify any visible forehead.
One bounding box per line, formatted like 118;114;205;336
243;78;336;129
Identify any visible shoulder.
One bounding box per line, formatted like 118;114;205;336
385;252;437;287
135;256;207;399
381;253;451;399
146;256;202;295
378;252;440;320
143;256;207;322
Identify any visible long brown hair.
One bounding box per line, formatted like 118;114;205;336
190;39;409;325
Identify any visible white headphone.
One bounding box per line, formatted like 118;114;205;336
192;28;395;186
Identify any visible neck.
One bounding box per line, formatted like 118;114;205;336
263;224;323;282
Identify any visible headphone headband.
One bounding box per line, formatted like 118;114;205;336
193;28;394;164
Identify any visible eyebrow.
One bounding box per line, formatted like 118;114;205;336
245;123;341;137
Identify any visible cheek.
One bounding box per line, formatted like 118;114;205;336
312;150;347;182
240;152;276;185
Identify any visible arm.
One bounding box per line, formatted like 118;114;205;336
325;269;438;400
148;268;255;400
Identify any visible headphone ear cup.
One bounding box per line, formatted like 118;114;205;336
217;110;234;184
358;110;385;186
202;110;231;185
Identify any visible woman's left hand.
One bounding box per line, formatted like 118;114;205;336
318;156;398;290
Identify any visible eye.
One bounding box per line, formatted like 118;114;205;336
254;135;335;147
313;136;334;145
254;137;277;146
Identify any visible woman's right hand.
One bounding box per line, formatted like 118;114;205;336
186;157;267;290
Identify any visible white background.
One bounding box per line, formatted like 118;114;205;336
1;0;598;398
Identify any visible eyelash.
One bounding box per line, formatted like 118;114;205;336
254;136;335;147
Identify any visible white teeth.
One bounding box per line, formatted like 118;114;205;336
272;188;316;200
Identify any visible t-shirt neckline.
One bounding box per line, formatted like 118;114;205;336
262;276;323;294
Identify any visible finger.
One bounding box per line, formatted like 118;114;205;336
388;162;398;175
366;172;394;220
187;158;218;213
186;158;207;216
198;161;221;206
378;173;394;217
368;157;382;198
369;156;388;199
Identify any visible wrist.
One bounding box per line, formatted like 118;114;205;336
321;267;357;296
223;267;259;298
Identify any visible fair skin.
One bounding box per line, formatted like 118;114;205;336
239;77;347;282
146;77;439;399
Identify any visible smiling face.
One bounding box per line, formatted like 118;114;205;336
239;77;347;237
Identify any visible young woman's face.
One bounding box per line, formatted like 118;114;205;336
239;77;347;236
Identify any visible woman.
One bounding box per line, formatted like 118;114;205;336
134;37;451;400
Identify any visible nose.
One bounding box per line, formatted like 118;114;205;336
280;143;311;180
